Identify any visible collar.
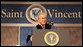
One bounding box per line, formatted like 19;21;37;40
38;23;45;28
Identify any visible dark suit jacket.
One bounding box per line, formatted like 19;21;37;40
36;22;53;29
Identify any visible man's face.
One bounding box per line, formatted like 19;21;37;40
38;14;47;25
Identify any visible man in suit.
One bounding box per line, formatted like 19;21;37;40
36;13;53;29
26;13;56;46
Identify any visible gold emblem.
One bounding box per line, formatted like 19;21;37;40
26;4;47;25
44;31;59;46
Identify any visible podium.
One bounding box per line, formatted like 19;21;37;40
32;29;71;46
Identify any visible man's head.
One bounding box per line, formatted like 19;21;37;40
37;13;47;25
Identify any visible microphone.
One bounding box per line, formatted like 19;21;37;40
47;21;54;26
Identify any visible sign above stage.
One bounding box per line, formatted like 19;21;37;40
1;2;82;24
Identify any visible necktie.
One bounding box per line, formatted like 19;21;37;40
42;25;44;28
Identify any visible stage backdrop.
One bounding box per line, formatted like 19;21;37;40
1;1;82;46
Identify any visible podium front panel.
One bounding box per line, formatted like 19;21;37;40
32;29;71;46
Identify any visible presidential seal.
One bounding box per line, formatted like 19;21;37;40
44;31;59;46
26;4;47;25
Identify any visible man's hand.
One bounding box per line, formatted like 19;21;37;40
30;36;32;41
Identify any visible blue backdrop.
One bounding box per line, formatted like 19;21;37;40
1;4;82;24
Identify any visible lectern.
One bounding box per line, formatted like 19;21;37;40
32;29;71;46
